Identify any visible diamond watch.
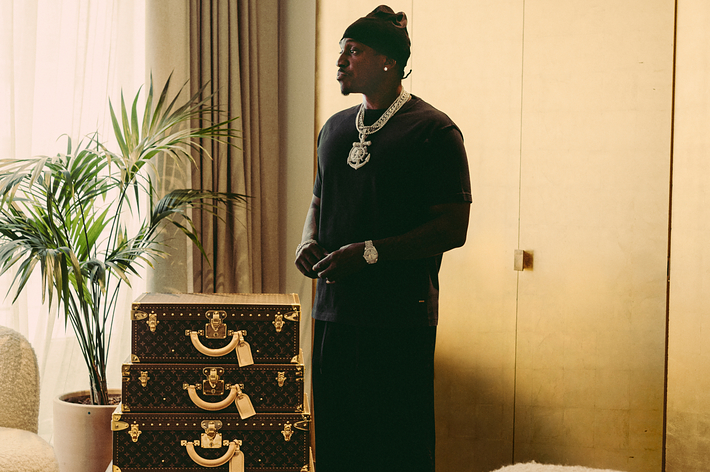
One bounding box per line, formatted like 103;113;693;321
363;240;378;264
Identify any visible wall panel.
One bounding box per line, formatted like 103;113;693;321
412;1;524;470
666;1;710;470
515;1;674;470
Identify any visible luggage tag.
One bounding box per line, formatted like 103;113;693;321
229;441;244;472
235;331;254;367
234;384;256;419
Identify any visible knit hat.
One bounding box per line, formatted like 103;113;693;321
342;5;411;69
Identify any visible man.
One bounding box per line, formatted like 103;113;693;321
295;5;472;472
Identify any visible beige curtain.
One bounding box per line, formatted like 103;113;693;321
189;0;281;294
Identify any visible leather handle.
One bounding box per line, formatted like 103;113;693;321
189;331;239;357
186;385;238;411
184;441;239;468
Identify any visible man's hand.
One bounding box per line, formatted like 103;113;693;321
294;195;470;284
312;242;368;283
295;240;328;279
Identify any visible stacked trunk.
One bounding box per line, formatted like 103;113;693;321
111;293;313;472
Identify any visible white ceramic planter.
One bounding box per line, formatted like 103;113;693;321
53;390;120;472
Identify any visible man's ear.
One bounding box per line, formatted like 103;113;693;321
383;57;397;72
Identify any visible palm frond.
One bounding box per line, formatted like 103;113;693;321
0;74;246;405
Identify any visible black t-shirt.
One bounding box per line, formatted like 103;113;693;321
312;95;472;327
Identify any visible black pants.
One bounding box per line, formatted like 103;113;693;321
312;320;437;472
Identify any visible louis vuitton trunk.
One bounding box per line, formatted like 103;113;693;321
121;359;306;414
130;293;300;365
111;408;313;471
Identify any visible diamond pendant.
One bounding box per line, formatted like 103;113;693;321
347;139;371;169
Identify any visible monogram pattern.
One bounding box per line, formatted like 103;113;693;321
117;295;311;471
123;364;304;413
132;318;299;364
114;425;309;470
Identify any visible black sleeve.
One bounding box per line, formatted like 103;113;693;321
423;125;472;205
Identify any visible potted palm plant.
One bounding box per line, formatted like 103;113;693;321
0;75;246;471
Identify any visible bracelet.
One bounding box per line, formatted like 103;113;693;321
295;239;317;257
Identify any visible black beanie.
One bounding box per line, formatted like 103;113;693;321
342;5;411;69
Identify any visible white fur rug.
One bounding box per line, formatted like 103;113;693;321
491;462;625;472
